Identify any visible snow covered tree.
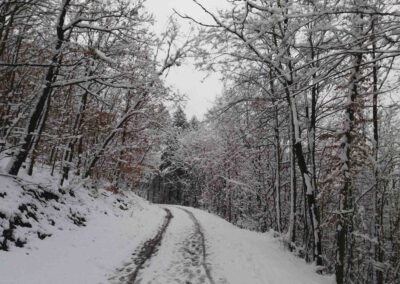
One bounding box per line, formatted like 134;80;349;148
173;0;400;282
156;106;191;204
173;105;189;130
189;115;200;130
0;0;199;193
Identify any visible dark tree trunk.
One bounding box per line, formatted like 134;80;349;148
336;51;362;284
61;88;88;185
371;17;383;284
7;0;71;176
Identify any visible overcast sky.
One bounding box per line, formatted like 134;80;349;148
145;0;229;120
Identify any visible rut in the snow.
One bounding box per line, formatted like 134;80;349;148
179;208;216;284
109;208;173;284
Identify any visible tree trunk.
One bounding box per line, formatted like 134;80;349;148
371;17;383;284
287;107;297;248
336;52;362;284
284;84;322;265
27;95;51;176
6;0;71;176
274;105;281;233
60;88;88;185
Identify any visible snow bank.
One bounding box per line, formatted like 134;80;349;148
0;167;165;284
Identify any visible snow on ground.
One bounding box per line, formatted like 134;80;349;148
135;206;211;284
0;204;164;284
115;204;334;284
0;164;334;284
0;166;165;284
182;206;335;284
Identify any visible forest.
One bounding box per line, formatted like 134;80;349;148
1;0;400;284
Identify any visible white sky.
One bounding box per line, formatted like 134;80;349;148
145;0;229;120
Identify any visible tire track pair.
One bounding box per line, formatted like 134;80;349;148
110;207;217;284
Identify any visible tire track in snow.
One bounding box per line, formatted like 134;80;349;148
179;207;216;284
110;208;173;284
110;207;219;284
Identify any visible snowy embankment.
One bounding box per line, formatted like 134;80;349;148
0;168;165;284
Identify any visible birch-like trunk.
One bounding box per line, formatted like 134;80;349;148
286;87;323;265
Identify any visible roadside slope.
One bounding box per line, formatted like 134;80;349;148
0;173;165;284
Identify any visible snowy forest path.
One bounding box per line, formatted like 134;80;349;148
178;207;216;284
110;206;217;284
109;208;173;283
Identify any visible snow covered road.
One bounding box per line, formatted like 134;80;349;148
111;206;217;284
183;207;333;284
1;194;333;284
110;205;332;284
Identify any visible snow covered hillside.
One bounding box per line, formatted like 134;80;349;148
0;169;332;284
0;169;165;283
